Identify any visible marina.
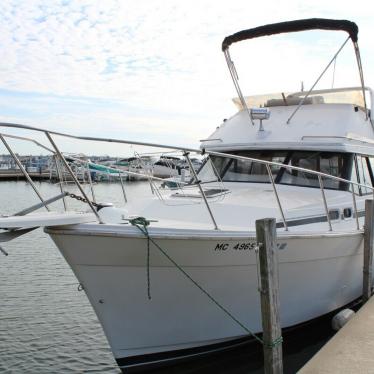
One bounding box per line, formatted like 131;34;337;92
1;15;374;374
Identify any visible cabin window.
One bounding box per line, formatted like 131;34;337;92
356;155;373;195
198;157;229;183
206;150;353;191
280;152;347;189
349;158;360;195
217;151;288;183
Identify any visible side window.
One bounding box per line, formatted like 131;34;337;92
368;157;374;186
349;157;360;195
356;155;372;195
319;153;344;189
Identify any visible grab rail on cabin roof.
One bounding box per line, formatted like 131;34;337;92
0;121;373;232
302;135;374;145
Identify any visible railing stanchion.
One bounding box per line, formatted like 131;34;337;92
266;164;288;231
54;155;67;211
45;132;103;223
86;162;97;204
185;152;219;230
318;175;332;231
118;170;128;203
351;182;360;230
0;134;50;211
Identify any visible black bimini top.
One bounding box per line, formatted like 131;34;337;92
222;18;358;51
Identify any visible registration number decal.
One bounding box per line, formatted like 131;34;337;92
214;242;287;251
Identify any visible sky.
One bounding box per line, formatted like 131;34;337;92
0;0;373;156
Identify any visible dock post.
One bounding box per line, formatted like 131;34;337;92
256;218;283;374
363;199;374;303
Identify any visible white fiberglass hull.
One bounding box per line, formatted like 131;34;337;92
46;225;365;372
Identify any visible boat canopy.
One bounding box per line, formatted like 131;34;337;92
232;87;372;111
222;18;358;51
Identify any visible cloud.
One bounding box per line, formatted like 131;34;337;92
0;0;373;154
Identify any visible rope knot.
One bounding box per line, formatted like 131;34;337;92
129;216;151;228
263;336;283;348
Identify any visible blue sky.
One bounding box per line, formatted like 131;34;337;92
0;0;373;156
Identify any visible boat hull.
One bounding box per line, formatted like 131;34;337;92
46;226;365;372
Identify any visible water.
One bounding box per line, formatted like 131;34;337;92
0;181;335;373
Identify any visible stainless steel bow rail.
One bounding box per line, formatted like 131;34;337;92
0;121;373;231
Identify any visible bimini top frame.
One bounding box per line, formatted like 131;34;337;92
221;18;368;125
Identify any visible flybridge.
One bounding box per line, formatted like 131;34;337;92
221;18;369;126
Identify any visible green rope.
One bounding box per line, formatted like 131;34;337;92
130;216;268;346
263;336;283;348
129;217;152;300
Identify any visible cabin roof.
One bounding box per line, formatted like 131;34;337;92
202;101;374;155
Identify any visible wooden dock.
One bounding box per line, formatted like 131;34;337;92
0;170;51;180
299;297;374;373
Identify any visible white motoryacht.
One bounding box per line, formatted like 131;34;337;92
1;18;373;373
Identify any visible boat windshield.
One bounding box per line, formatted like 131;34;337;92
233;87;371;110
202;150;355;190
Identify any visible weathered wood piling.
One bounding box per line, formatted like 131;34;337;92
256;218;283;374
363;199;374;303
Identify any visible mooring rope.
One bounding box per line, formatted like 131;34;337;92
128;216;283;347
129;216;152;300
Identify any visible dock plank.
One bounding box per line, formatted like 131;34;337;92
299;297;374;373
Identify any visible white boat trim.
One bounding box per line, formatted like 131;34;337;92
45;224;364;240
0;212;96;229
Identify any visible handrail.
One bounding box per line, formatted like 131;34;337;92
0;130;183;185
0;121;372;232
0;133;50;211
302;135;374;145
45;132;103;223
0;132;54;153
0;121;373;192
69;155;178;183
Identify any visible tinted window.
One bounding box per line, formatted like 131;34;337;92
205;150;352;191
356;155;372;195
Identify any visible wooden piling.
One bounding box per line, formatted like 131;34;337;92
256;218;283;374
363;199;374;303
